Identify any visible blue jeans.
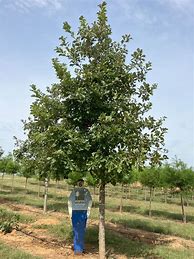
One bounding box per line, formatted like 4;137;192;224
72;210;87;253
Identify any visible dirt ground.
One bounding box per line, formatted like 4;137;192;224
1;201;194;259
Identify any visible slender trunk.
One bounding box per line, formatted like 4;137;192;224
57;180;60;193
1;172;4;190
153;188;155;200
55;179;58;196
185;197;189;207
11;174;14;193
43;178;48;214
119;184;124;213
25;177;28;193
93;186;96;195
164;190;167;204
93;186;96;207
136;188;139;199
99;183;106;259
149;187;153;217
125;185;128;200
144;188;147;201
180;193;186;223
38;180;41;197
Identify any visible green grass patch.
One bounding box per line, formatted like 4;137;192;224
33;221;73;242
0;241;41;259
154;245;194;259
106;212;194;241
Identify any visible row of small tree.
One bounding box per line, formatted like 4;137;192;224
139;160;194;223
2;145;193;225
0;150;20;192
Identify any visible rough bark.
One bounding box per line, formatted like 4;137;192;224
99;183;106;259
43;178;48;214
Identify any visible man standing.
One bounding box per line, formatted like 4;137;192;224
68;179;92;254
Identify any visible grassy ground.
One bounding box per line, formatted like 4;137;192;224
0;241;41;259
0;175;194;258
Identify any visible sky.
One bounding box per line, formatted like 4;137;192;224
0;0;193;166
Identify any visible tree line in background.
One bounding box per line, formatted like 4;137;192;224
0;146;194;224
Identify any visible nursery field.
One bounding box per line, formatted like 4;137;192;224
0;176;194;259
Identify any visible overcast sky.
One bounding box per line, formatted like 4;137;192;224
0;0;193;166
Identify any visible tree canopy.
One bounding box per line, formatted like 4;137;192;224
15;2;167;185
14;2;168;258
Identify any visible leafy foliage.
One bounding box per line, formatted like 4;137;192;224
162;159;194;192
139;167;161;189
15;2;167;186
0;209;19;234
14;3;168;256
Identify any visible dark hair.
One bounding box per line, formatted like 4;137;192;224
77;179;84;182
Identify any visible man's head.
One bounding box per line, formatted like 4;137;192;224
77;179;84;187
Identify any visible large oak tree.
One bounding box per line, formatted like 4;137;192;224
16;2;167;258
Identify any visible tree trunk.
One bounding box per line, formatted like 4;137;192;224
180;193;186;223
144;188;147;201
164;190;167;204
149;187;153;217
93;186;96;207
1;172;4;190
125;185;128;200
119;184;124;213
99;183;106;259
38;180;41;197
55;179;58;196
25;177;28;193
153;188;155;200
11;174;14;193
43;178;48;214
128;186;130;199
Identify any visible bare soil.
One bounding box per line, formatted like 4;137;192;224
0;201;194;258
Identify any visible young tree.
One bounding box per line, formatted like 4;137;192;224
0;157;7;180
164;159;194;223
5;155;19;192
119;172;135;213
16;2;167;258
20;159;35;192
159;164;171;203
0;154;8;189
139;167;161;217
14;137;59;213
